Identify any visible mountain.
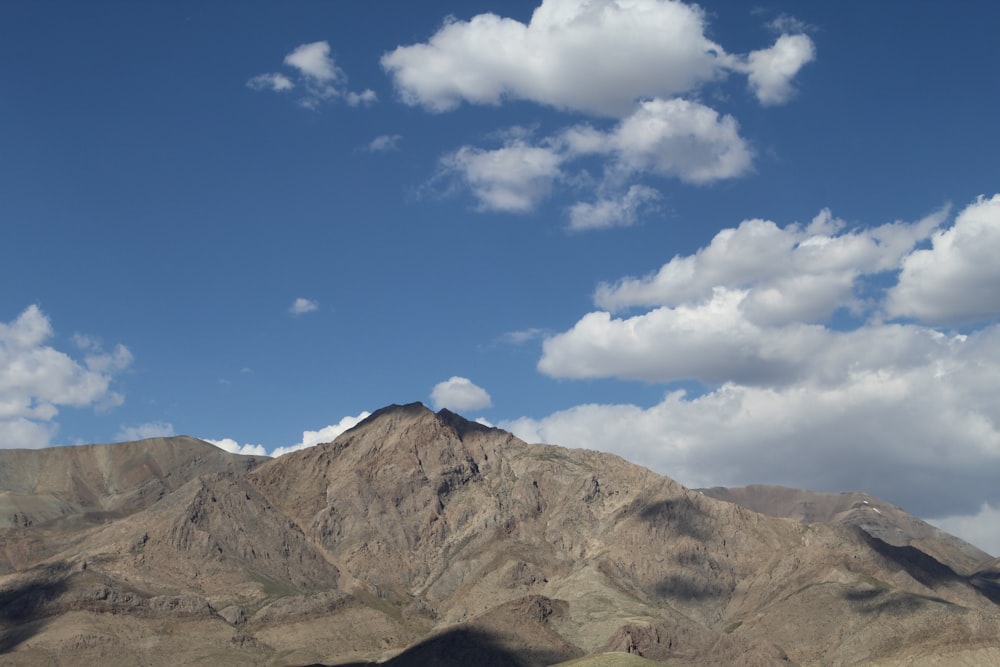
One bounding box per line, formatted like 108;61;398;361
698;484;994;574
1;404;999;666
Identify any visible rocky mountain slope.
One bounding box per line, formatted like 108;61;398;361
699;484;993;575
1;404;999;666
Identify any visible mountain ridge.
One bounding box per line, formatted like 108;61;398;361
1;404;999;666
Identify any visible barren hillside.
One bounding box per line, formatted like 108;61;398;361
1;404;998;666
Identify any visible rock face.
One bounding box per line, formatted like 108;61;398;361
1;404;999;666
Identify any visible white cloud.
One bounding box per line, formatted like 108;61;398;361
930;503;1000;557
387;2;811;226
0;306;132;449
443;98;752;215
206;411;373;459
569;184;663;232
0;418;54;450
886;194;1000;325
289;298;319;315
567;98;753;184
284;41;343;82
365;134;402;152
382;0;813;117
116;421;175;442
441;141;563;212
205;437;269;457
269;411;372;457
431;376;493;412
741;33;815;105
249;40;374;110
506;330;1000;523
593;208;945;318
509;195;1000;527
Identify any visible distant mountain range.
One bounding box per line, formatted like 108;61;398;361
1;403;998;666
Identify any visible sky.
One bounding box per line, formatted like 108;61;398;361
2;1;999;554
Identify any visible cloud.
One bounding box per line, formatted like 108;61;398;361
441;141;563;212
506;195;1000;541
886;194;1000;325
0;305;132;449
568;185;660;231
930;503;1000;557
269;411;372;457
284;41;343;82
431;376;493;411
390;2;811;228
382;0;813;117
442;98;752;215
116;421;175;442
593;208;945;319
741;33;815;105
205;437;269;457
289;298;319;315
562;98;753;184
365;134;402;153
498;328;547;345
248;40;375;109
346;89;378;107
205;411;371;459
246;72;294;92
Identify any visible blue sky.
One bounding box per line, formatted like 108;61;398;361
2;1;1000;553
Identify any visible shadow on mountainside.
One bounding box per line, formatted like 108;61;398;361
297;626;565;667
0;569;68;653
856;532;1000;608
637;497;712;541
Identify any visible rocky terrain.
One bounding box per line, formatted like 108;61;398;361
1;403;999;666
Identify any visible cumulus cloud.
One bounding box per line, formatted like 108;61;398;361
441;141;564;212
116;422;175;442
270;411;372;457
443;98;752;214
0;306;132;449
431;376;493;411
593;208;945;318
382;0;813;117
505;334;1000;522
289;298;319;315
886;194;1000;325
507;195;1000;552
205;411;372;459
205;437;269;457
248;40;375;109
741;33;815;105
563;98;753;184
388;2;811;227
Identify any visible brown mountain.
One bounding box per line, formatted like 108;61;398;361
698;484;994;574
1;404;999;666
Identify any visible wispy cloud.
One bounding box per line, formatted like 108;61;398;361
116;421;175;442
289;298;319;316
364;134;402;153
249;40;376;109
